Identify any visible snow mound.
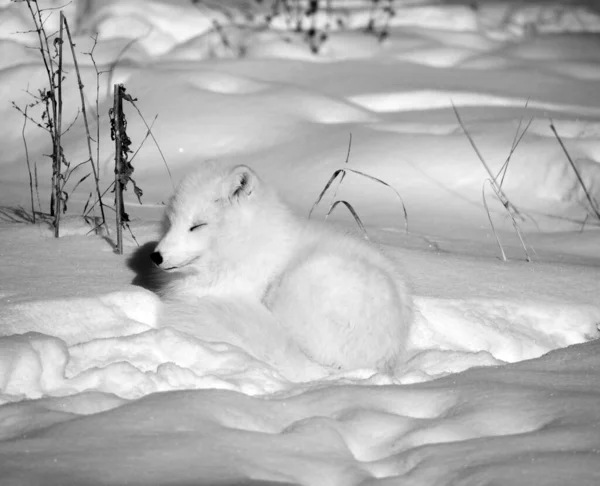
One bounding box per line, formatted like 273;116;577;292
80;1;225;56
1;290;597;405
413;297;600;363
184;70;270;95
1;338;600;485
349;89;600;116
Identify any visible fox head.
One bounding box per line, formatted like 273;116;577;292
150;163;263;273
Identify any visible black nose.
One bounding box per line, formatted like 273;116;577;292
150;251;163;266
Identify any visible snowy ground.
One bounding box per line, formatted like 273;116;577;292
1;0;600;484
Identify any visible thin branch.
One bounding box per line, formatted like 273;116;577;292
11;102;49;132
85;34;102;183
20;105;36;222
34;161;41;216
60;107;80;135
52;10;64;236
62;14;109;234
26;0;55;97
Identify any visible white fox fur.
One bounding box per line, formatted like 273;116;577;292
152;161;413;375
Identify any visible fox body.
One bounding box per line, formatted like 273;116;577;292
151;162;412;373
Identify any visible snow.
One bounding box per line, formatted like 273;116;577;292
1;0;599;484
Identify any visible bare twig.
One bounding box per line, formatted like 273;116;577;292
113;84;125;254
22;0;61;223
60;108;81;135
11;102;48;132
34;162;41;215
26;0;55;99
52;11;64;237
87;35;102;180
20;106;36;222
62;14;109;235
125;221;140;247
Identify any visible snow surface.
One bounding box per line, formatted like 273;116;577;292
1;0;600;484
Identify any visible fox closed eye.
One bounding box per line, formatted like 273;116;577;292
189;223;207;232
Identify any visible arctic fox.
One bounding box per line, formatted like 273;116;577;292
151;162;413;373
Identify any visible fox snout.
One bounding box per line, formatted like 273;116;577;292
149;249;196;271
150;251;163;266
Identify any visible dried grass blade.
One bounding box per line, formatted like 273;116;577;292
482;179;506;262
326;200;370;241
308;169;345;219
497;116;533;188
453;102;497;187
127;100;174;190
345;168;408;234
549;120;600;220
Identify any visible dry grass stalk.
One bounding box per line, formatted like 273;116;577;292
326;133;353;207
310;135;408;237
481;180;506;261
126;100;174;189
344;168;408;233
549;120;600;220
496;102;533;188
453;102;531;262
326;200;370;241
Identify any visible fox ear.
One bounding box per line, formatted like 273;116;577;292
226;165;257;202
